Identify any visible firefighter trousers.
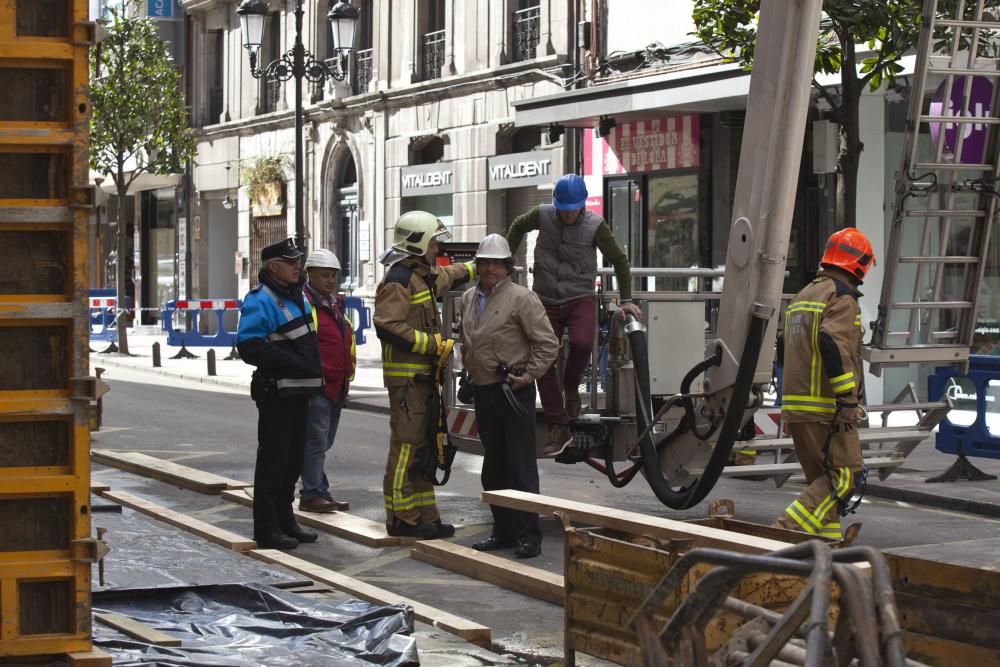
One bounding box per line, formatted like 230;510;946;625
383;381;440;528
774;421;863;540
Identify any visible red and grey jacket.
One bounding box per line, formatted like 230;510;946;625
304;284;355;402
780;269;864;422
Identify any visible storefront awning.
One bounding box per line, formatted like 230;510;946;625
512;62;751;128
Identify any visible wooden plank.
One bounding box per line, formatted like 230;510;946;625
91;450;250;494
482;490;793;554
90;482;111;493
221;488;412;548
719;456;903;477
64;648;113;666
99;489;256;552
411;539;564;605
94;612;182;647
249;549;491;647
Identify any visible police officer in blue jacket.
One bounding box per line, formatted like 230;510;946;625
237;238;324;549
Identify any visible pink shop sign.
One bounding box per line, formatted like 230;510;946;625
603;116;700;174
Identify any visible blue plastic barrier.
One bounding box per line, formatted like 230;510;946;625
89;288;119;344
342;296;372;345
161;299;242;348
928;354;1000;460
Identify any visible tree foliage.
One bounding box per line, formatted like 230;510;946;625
89;0;196;354
90;1;196;188
691;0;922;228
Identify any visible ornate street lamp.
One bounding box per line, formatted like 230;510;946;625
237;0;359;247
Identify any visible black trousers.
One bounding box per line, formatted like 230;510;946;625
473;382;541;545
254;393;311;538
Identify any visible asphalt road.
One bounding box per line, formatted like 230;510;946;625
93;373;1000;663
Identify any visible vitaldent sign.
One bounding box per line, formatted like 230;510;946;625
400;163;454;196
487;150;554;190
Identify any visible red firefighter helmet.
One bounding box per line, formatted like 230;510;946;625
820;227;875;282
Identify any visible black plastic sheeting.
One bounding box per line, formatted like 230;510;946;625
92;582;419;666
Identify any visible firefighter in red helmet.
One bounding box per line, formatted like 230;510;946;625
773;227;875;540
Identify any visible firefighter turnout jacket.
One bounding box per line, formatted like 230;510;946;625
780;269;864;422
374;256;475;386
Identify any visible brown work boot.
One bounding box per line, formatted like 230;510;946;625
322;493;350;511
299;496;338;513
564;385;582;419
543;424;573;457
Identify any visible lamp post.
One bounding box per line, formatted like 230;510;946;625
237;0;358;248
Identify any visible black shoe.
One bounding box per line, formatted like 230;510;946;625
256;531;298;550
283;524;318;543
434;520;456;538
387;520;438;539
514;540;541;558
472;536;515;552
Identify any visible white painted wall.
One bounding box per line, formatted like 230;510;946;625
605;0;696;53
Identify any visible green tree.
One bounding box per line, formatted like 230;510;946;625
692;0;922;229
90;1;196;355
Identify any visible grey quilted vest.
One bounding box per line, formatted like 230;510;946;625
532;204;601;305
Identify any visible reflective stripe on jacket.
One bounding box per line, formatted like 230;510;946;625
373;256;475;387
780;270;863;423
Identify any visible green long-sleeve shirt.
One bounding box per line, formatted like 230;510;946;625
506;206;634;301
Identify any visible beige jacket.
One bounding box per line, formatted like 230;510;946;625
459;278;559;386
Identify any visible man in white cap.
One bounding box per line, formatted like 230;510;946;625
299;248;355;513
459;234;558;558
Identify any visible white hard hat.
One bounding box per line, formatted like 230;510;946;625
304;248;342;270
475;233;512;260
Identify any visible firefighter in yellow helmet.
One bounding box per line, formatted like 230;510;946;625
374;211;475;538
773;228;875;540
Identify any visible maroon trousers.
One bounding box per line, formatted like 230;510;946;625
537;295;596;426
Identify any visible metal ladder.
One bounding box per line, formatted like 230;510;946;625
867;0;1000;375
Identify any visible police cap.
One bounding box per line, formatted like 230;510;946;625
261;238;304;262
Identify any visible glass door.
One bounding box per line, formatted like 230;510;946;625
607;178;642;294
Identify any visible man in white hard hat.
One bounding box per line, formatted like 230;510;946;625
459;234;558;558
299;248;356;513
374;211;475;539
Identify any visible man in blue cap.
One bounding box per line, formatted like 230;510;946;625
237;238;323;549
506;174;641;456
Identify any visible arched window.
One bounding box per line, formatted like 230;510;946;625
332;155;359;289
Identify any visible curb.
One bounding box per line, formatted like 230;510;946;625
92;355;392;415
864;482;1000;519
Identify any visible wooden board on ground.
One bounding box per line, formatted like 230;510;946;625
65;648;113;666
90;481;111;493
92;450;250;494
482;490;793;554
221;488;412;547
95;611;182;646
250;548;491;647
100;489;257;552
411;539;564;605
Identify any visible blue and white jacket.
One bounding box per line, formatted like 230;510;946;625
237;270;323;397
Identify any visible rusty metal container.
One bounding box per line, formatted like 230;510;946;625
562;523;836;666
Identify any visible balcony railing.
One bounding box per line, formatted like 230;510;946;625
354;48;373;95
422;29;446;80
512;5;540;63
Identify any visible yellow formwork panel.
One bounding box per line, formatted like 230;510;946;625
0;0;97;659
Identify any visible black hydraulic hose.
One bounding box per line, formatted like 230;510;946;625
680;351;722;440
632;311;768;510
